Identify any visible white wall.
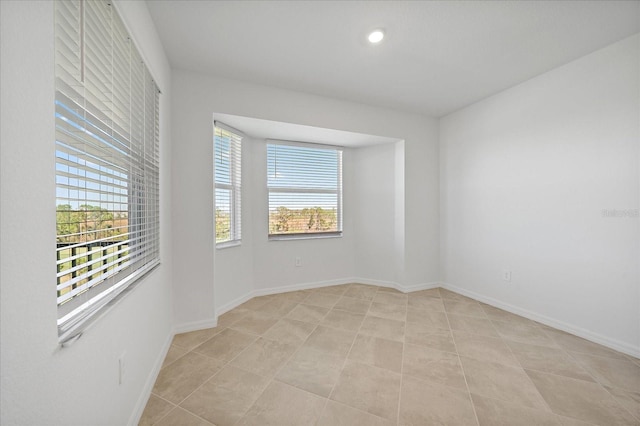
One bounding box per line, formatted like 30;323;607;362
214;132;410;313
440;34;640;356
213;136;255;312
353;142;403;283
172;69;439;324
0;1;173;424
249;142;357;292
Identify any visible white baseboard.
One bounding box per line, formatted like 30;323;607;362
214;278;442;319
351;278;440;294
128;331;174;426
175;279;639;358
172;317;218;334
350;277;401;291
215;278;356;317
216;290;258;317
442;282;640;358
401;281;440;293
252;277;355;298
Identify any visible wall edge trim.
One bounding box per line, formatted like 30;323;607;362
214;278;441;318
128;331;174;426
172;318;219;334
442;282;640;358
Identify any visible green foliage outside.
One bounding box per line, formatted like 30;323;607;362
56;204;129;299
56;204;127;243
216;208;231;243
269;206;337;235
215;206;337;242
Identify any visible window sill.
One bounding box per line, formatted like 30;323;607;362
268;232;343;242
58;261;160;347
216;240;242;250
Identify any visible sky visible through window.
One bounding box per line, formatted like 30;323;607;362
214;132;233;220
214;127;242;243
55;100;129;213
267;143;342;236
267;143;339;211
214;135;231;186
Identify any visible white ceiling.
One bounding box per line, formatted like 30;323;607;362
147;0;640;117
214;113;401;148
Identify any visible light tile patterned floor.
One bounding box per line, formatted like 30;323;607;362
139;284;640;426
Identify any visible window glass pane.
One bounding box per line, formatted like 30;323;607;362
267;145;339;190
267;142;342;237
214;124;242;245
215;134;231;185
215;188;232;243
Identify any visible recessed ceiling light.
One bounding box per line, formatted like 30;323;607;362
368;30;385;44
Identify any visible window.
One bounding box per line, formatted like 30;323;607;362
267;141;343;238
214;123;242;245
55;0;160;341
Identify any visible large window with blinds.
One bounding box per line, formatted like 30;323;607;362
214;123;242;246
55;0;160;340
267;141;343;238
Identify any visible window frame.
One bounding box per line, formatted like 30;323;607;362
54;0;161;343
214;122;243;248
266;140;343;240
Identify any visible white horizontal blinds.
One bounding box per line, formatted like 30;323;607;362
137;67;160;267
147;70;160;267
112;10;131;142
55;0;82;100
267;141;343;236
214;124;242;244
55;0;160;336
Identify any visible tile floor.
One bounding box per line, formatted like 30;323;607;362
139;284;640;426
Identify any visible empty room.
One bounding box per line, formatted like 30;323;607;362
1;0;638;425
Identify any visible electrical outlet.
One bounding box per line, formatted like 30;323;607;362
295;257;301;267
118;352;126;385
503;269;512;282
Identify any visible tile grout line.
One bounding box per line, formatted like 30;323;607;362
304;285;377;425
442;287;481;426
268;291;332;382
322;286;378;423
154;405;216;426
173;331;262;414
166;294;294;423
491;308;637;424
511;354;640;419
151;310;255;423
143;393;177;426
492;313;558;417
452;298;566;419
395;294;408;426
150;330;236;420
232;285;357;425
156;347;187;372
148;285;637;425
163;288;394;424
229;292;329;425
548;338;640;423
181;406;217;426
